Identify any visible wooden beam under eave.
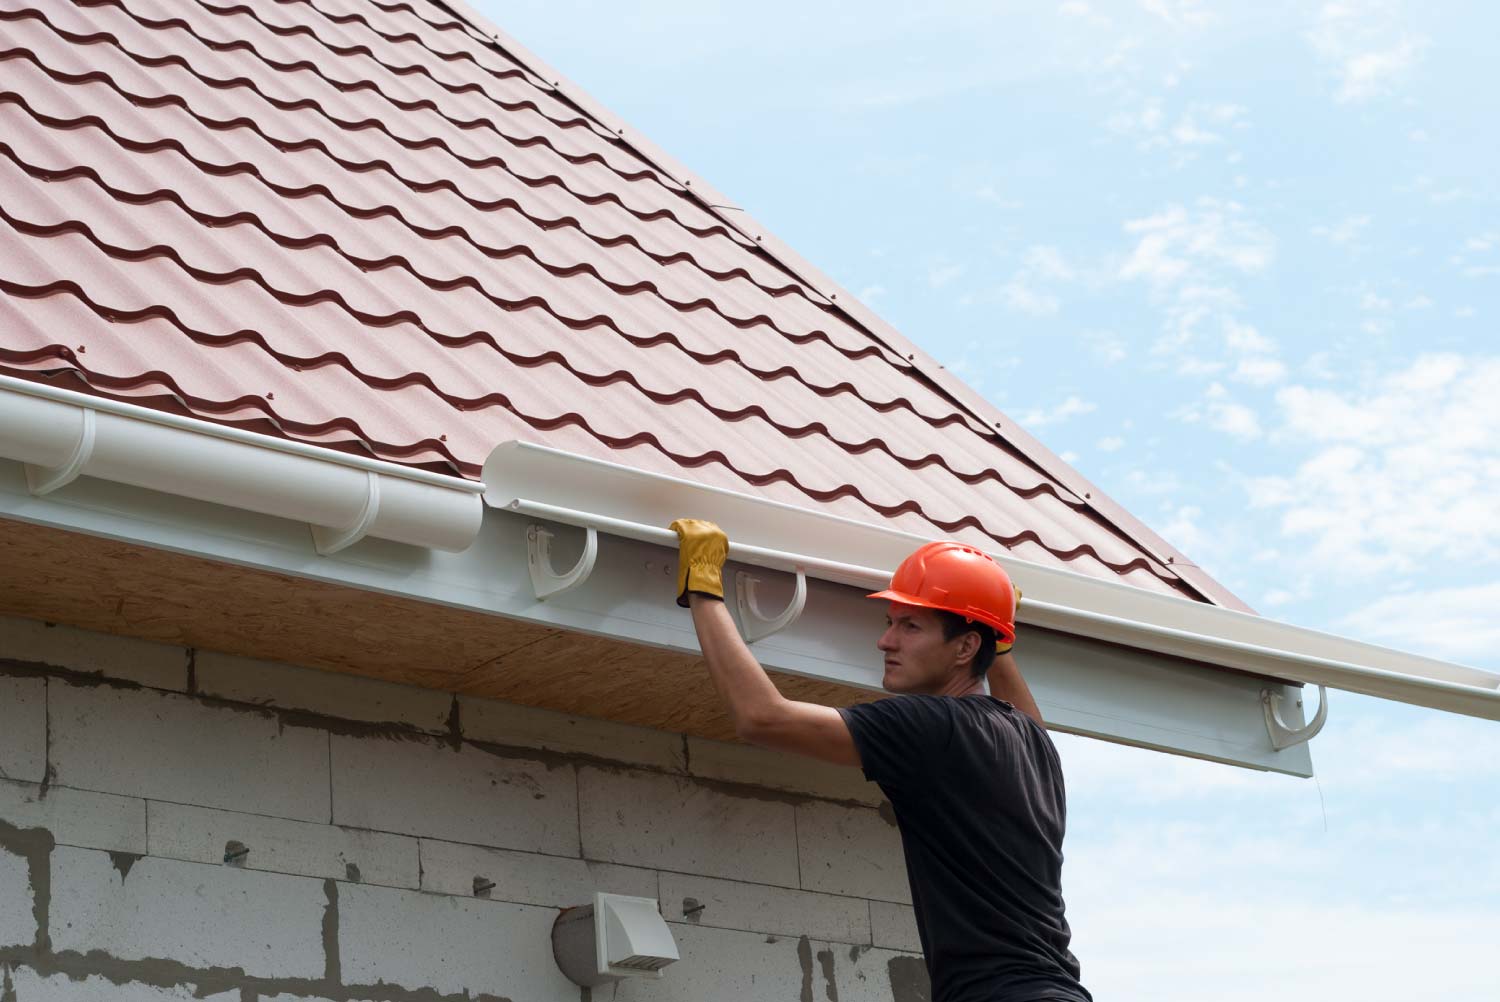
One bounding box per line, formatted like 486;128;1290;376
0;516;876;742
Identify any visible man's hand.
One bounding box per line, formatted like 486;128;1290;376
669;518;728;608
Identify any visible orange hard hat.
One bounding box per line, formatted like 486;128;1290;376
868;541;1017;644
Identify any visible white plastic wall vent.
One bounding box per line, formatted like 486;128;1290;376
551;892;680;987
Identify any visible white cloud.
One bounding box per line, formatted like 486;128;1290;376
998;282;1060;315
1019;394;1098;427
972;184;1023;209
1222;318;1285;385
927;260;964;288
1311;213;1373;245
1108;100;1248;165
1097;435;1125;452
1120;199;1274;289
1084;330;1128;364
996;244;1075;315
1058;0;1109;26
1233;356;1287;385
1139;0;1213;28
1307;1;1429;104
1248;354;1500;575
1176;381;1264;439
1339;583;1500;662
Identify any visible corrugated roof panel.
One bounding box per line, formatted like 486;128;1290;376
0;0;1248;605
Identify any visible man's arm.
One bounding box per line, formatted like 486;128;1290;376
986;649;1043;727
689;594;861;767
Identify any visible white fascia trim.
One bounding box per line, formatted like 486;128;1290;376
483;441;1500;721
0;375;483;553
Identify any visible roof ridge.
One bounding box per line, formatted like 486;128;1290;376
423;0;1251;611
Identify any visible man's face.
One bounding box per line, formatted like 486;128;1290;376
876;602;972;694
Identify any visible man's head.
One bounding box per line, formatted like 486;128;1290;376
867;541;1017;694
877;602;998;694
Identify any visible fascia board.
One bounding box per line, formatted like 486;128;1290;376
0;375;482;553
0;458;1315;776
483;441;1500;721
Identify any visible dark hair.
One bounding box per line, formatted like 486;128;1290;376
933;609;998;678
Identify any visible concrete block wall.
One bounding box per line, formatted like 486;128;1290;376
0;616;928;1001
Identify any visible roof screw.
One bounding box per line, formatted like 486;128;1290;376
266;392;275;400
76;345;86;353
1084;492;1091;499
473;876;495;897
223;840;249;865
440;434;448;442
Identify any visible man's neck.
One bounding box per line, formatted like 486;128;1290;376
926;673;985;699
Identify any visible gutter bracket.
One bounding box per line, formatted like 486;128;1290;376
25;408;96;496
528;523;599;599
312;471;381;556
1262;684;1328;750
735;569;807;644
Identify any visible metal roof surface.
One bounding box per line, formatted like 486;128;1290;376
0;0;1249;608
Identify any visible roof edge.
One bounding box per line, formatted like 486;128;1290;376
429;0;1252;613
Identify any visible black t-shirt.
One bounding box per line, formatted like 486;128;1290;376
838;694;1091;1002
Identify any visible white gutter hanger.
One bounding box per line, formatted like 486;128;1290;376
0;376;483;554
482;440;1500;723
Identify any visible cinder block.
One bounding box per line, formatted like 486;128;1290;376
48;682;329;822
578;766;799;887
796;800;910;903
461;695;685;771
685;735;882;806
148;801;419;889
0;675;45;784
870;900;922;952
331;734;578;855
0;616;188;690
418;837;656;906
4;968;238;1001
49;846;327;979
660;871;870;945
338;882;579;999
0;778;145;853
196;652;452;734
1;846;35;948
610;923;807;1002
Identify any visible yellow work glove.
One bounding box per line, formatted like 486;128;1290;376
668;518;728;608
994;585;1022;656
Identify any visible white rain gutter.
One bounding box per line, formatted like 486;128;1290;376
484;441;1500;722
0;375;483;553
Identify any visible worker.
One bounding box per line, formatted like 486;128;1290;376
670;518;1091;1002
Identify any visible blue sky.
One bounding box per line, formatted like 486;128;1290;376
474;1;1499;996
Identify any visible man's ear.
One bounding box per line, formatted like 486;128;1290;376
954;629;982;667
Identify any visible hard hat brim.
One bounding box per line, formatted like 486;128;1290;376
867;589;1016;644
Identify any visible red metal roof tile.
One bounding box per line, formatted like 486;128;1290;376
0;0;1250;607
